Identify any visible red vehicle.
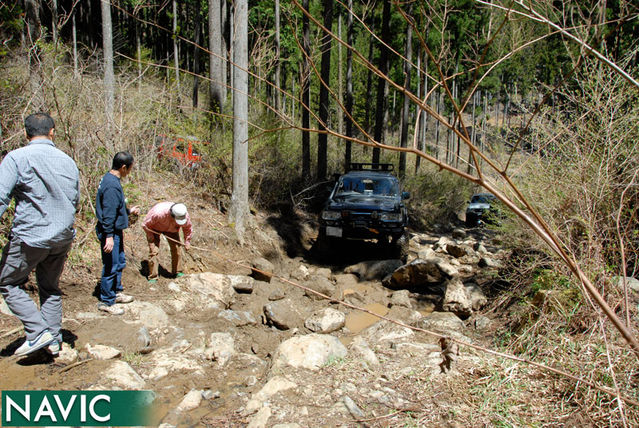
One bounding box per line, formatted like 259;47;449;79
154;135;203;167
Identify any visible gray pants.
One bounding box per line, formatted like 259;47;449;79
0;234;71;343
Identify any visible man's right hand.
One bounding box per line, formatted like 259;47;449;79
103;236;114;253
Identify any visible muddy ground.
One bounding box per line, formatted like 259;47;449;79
0;177;504;427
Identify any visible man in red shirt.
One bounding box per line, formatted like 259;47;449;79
142;202;192;282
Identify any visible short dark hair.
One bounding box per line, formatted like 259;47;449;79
112;151;134;170
24;112;55;139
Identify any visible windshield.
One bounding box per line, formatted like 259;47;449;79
471;194;494;204
335;176;399;197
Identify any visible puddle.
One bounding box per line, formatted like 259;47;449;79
344;303;389;334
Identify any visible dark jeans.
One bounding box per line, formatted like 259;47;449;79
99;232;125;305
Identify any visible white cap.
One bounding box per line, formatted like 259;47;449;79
171;203;188;225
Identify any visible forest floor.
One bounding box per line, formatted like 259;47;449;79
0;171;579;427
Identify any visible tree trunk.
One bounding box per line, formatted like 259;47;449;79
317;0;333;181
209;0;224;113
467;90;477;174
192;0;202;108
72;10;78;77
415;49;421;173
230;0;249;241
398;14;412;178
363;19;375;136
435;88;441;161
51;0;58;45
344;0;353;171
372;0;391;166
337;8;343;135
274;0;281;112
172;0;180;95
301;0;311;178
25;0;45;110
100;0;114;129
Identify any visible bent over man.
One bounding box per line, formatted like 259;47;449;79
142;202;192;283
0;113;79;357
95;151;140;315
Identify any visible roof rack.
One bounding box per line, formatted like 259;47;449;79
348;163;394;172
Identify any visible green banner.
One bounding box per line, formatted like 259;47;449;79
2;390;154;426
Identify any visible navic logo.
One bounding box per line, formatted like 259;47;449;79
2;391;154;427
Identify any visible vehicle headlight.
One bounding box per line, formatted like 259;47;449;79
321;210;341;220
380;212;402;222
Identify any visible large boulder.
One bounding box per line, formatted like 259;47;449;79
360;320;414;345
305;308;345;333
414;311;465;333
251;257;275;282
382;258;458;290
465;282;487;311
272;334;347;371
187;272;236;308
390;290;412;308
613;276;639;293
442;278;473;318
263;298;304;330
344;260;404;281
303;275;336;300
204;332;236;366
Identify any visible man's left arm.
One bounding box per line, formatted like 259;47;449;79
0;156;18;219
183;218;193;250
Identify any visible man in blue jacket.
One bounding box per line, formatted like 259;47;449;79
0;112;79;357
95;151;140;315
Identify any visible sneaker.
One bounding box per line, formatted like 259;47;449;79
115;292;134;304
98;302;125;315
148;279;157;284
175;273;185;278
14;330;55;356
46;340;61;356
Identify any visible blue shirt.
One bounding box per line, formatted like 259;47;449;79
95;172;129;237
0;138;80;248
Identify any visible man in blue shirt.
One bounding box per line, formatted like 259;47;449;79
0;112;80;357
95;152;140;315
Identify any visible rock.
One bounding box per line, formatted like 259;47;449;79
414;311;465;333
479;256;502;269
105;361;145;389
268;290;285;301
248;376;297;411
304;275;335;300
272;424;301;428
187;272;236;308
465;282;487;311
176;389;202;412
313;267;333;279
386;306;422;324
451;228;467;240
229;275;256;293
344;260;403;280
263;298;304;330
343;396;365;419
417;247;436;260
56;345;79;365
361;320;414;345
473;315;492;330
446;243;468;258
247;406;271;428
251;257;274;282
144;350;204;381
305;308;345;333
137;326;151;348
382;258;457;290
442;278;473;318
272;334;348;371
85;344;121;360
390;290;412;308
204;332;236;366
167;282;181;292
290;264;310;281
218;309;257;326
613;276;639;293
433;236;453;251
349;337;379;367
474;243;488;254
125;301;170;329
0;296;13;316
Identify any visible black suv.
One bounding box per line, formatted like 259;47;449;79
465;193;499;227
318;163;410;256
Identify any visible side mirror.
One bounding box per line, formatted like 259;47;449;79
402;191;410;200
